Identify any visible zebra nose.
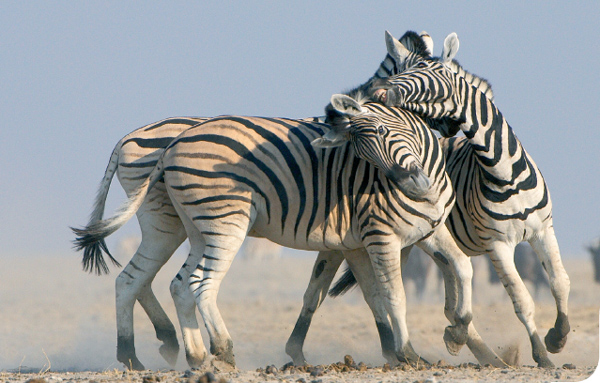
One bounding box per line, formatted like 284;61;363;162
388;164;431;198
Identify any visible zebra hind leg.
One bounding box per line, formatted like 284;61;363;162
488;241;554;368
115;234;183;370
170;251;208;368
418;226;474;357
285;251;344;365
529;227;570;354
191;222;253;367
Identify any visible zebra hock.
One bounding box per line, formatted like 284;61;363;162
366;32;570;368
73;96;478;368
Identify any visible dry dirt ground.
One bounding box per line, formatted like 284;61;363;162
0;252;598;382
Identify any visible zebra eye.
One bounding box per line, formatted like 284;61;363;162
378;126;385;135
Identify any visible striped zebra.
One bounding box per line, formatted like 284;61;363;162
288;31;512;368
74;116;206;369
73;86;499;368
366;32;571;368
72;30;453;370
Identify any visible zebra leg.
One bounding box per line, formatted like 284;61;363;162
190;220;253;367
115;221;185;370
488;241;554;368
418;226;473;357
285;250;344;365
170;250;208;368
344;249;414;365
528;226;570;354
360;244;417;364
424;249;506;367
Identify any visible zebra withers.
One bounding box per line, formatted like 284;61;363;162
73;93;487;368
366;32;571;368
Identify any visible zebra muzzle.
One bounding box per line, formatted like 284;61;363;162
388;164;431;198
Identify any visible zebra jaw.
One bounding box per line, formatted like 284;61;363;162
370;82;402;107
387;163;431;198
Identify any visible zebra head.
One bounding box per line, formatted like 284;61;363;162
368;33;465;137
313;94;431;198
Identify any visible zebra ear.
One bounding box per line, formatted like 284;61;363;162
329;94;365;117
311;129;349;148
441;32;459;63
420;31;434;56
385;30;411;64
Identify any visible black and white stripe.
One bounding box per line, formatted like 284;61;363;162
71;30;444;370
367;32;571;368
73;91;484;368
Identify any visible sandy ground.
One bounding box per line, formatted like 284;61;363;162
0;251;598;382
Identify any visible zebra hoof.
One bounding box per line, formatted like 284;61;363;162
545;313;570;354
119;356;145;371
443;326;467;356
186;350;207;369
537;357;555;369
545;327;568;354
159;341;179;367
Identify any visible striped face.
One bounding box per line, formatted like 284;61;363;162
370;60;458;113
316;94;431;198
348;106;431;197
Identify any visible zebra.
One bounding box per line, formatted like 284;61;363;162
365;32;571;368
587;238;600;283
72;89;502;369
71;30;448;370
287;31;508;368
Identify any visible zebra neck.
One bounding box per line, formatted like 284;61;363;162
458;86;528;184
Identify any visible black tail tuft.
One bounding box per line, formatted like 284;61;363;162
71;226;122;275
328;266;359;297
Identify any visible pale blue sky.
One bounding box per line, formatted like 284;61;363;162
1;2;598;259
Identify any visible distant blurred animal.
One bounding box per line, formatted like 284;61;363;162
487;243;547;298
587;238;600;283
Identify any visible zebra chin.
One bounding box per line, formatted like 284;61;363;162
387;164;431;198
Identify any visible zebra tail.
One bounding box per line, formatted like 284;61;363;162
71;147;165;275
328;266;359;297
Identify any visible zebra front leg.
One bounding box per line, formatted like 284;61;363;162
423;246;506;367
529;226;570;354
361;244;417;364
418;226;473;357
285;251;344;365
343;249;405;365
138;285;180;366
488;241;554;368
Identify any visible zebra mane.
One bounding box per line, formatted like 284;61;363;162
397;30;431;59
